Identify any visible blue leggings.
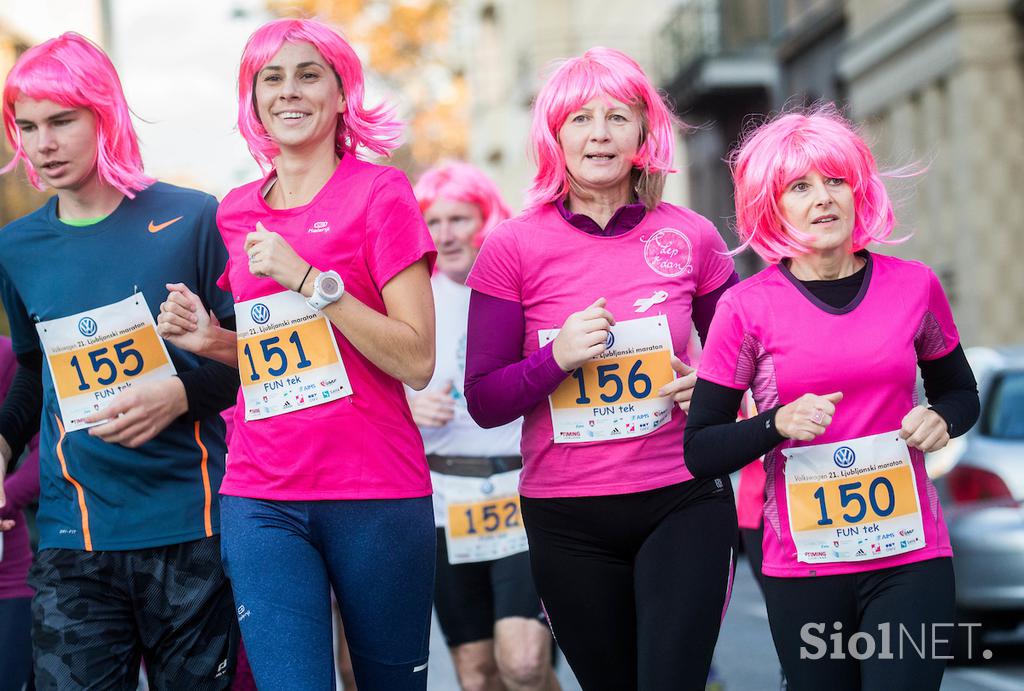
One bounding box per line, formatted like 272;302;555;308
220;495;435;691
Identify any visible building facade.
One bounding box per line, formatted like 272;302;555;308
661;0;1024;346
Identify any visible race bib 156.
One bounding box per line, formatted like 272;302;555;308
539;315;675;444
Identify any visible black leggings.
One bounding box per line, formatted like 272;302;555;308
521;477;738;691
764;557;955;691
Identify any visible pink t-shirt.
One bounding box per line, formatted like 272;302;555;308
736;461;767;530
216;155;436;500
699;252;958;577
467;202;734;498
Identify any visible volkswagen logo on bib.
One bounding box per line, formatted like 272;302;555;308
77;317;98;338
833;446;856;468
251;303;271;325
480;480;494;495
605;331;615;350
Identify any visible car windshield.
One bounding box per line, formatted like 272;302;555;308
984;370;1024;439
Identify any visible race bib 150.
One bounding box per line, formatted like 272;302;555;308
784;430;925;564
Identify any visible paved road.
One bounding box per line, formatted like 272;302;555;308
426;555;1024;690
714;556;1024;691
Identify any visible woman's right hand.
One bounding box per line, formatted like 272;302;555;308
552;298;616;372
410;381;456;428
775;391;844;441
157;283;215;355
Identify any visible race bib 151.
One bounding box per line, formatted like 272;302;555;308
234;290;352;420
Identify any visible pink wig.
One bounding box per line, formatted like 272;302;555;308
237;18;402;170
414;162;511;246
1;32;153;197
526;47;681;209
729;104;897;264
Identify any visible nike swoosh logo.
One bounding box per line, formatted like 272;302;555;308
148;216;183;233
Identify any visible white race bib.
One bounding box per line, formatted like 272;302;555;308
438;470;528;564
783;430;925;564
36;293;177;432
235;291;352;420
539;315;675;444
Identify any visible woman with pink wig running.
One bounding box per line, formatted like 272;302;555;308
685;105;979;690
158;17;436;691
464;48;740;690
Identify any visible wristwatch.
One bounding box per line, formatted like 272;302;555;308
307;270;344;311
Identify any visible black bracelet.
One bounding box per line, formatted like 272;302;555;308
297;264;314;293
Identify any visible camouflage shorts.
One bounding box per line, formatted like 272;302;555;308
29;536;239;691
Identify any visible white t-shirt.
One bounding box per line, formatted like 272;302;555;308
416;273;522;526
417;273;521;457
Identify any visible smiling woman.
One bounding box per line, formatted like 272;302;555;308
155;17;437;691
252;42;346;162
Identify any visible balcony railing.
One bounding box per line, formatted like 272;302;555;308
657;0;775;83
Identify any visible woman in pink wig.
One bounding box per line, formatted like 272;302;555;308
685;104;979;690
464;47;740;690
158;18;436;691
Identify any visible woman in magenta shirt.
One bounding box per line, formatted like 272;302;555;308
685;105;979;690
158;18;436;691
465;47;739;690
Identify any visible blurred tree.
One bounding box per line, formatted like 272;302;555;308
267;0;468;175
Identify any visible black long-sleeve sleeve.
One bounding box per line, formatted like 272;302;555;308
0;349;44;472
920;343;978;438
684;380;784;478
176;315;241;420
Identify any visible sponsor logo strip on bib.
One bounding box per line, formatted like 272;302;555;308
36;293;177;432
235;290;352;420
783;430;925;564
539;315;676;444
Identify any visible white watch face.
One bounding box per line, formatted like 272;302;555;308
320;276;340;296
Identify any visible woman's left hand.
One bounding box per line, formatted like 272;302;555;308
658;355;697;412
245;221;309;291
899;405;950;452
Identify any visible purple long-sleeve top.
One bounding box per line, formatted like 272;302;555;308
465;201;739;429
1;336;39;600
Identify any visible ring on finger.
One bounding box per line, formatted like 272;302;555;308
811;408;824;424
